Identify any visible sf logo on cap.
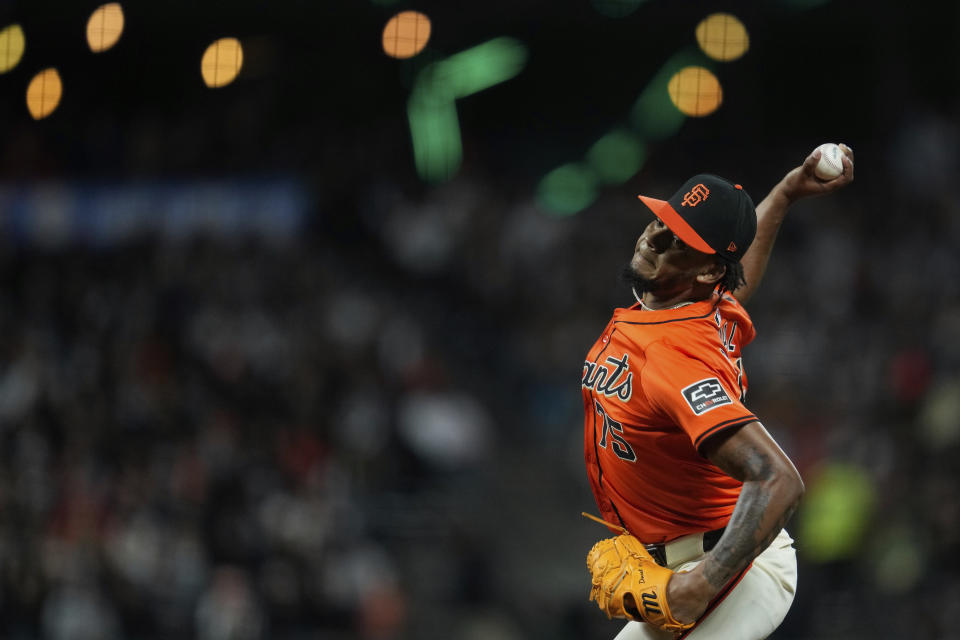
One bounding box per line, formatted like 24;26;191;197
681;184;710;207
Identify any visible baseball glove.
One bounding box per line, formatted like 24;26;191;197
586;533;694;634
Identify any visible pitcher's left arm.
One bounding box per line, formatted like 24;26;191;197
662;420;805;623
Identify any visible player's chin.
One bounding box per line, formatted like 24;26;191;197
629;254;652;276
620;262;654;291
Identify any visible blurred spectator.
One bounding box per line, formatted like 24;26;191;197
195;566;264;640
0;4;957;637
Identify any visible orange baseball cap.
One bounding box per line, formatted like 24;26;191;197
637;174;757;261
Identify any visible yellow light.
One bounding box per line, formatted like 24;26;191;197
26;68;63;120
86;3;125;53
201;37;243;88
382;11;431;59
0;24;26;73
695;13;749;62
667;66;722;117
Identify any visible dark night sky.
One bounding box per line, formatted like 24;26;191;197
0;0;956;190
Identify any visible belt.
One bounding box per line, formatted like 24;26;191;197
645;527;725;569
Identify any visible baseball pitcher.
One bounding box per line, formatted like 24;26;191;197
582;144;855;638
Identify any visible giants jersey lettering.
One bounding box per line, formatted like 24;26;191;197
582;290;757;544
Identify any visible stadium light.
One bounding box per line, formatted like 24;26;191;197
408;89;462;183
407;37;527;182
630;48;713;138
382;11;431;59
536;163;598;216
586;130;647;185
86;3;125;53
26;68;63;119
0;24;25;73
201;37;243;88
667;66;723;117
696;13;749;62
537;12;749;216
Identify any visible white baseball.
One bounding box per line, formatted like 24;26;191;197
814;143;844;180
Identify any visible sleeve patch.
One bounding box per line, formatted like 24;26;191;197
681;378;732;415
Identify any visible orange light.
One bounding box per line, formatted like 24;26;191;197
201;38;243;88
696;13;749;62
382;11;431;59
667;66;722;117
26;68;63;119
86;3;125;53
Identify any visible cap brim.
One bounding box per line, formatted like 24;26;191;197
637;195;715;254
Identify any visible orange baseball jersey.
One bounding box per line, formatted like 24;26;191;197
582;289;757;544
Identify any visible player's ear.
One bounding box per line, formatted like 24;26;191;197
696;260;726;285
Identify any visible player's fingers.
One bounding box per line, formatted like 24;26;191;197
840;152;854;182
838;143;854;182
801;148;821;176
829;143;854;182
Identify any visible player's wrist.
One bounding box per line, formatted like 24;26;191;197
665;568;712;624
770;179;798;209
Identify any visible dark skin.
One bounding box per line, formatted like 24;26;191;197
628;215;727;308
624;144;855;624
735;143;855;304
662;422;804;623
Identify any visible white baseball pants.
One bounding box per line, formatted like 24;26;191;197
613;529;797;640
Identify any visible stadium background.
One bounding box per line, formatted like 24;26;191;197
1;0;958;638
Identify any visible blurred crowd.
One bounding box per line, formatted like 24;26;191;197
1;91;959;640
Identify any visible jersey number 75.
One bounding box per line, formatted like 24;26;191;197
594;400;637;462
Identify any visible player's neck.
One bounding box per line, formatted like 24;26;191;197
634;287;712;311
639;299;694;311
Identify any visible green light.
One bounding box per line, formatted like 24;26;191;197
872;525;924;594
538;49;716;210
797;463;876;564
408;88;462;183
437;37;527;98
587;130;646;184
537;164;598;216
407;38;527;183
631;48;712;139
590;0;646;18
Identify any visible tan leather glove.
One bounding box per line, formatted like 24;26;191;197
586;533;695;634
